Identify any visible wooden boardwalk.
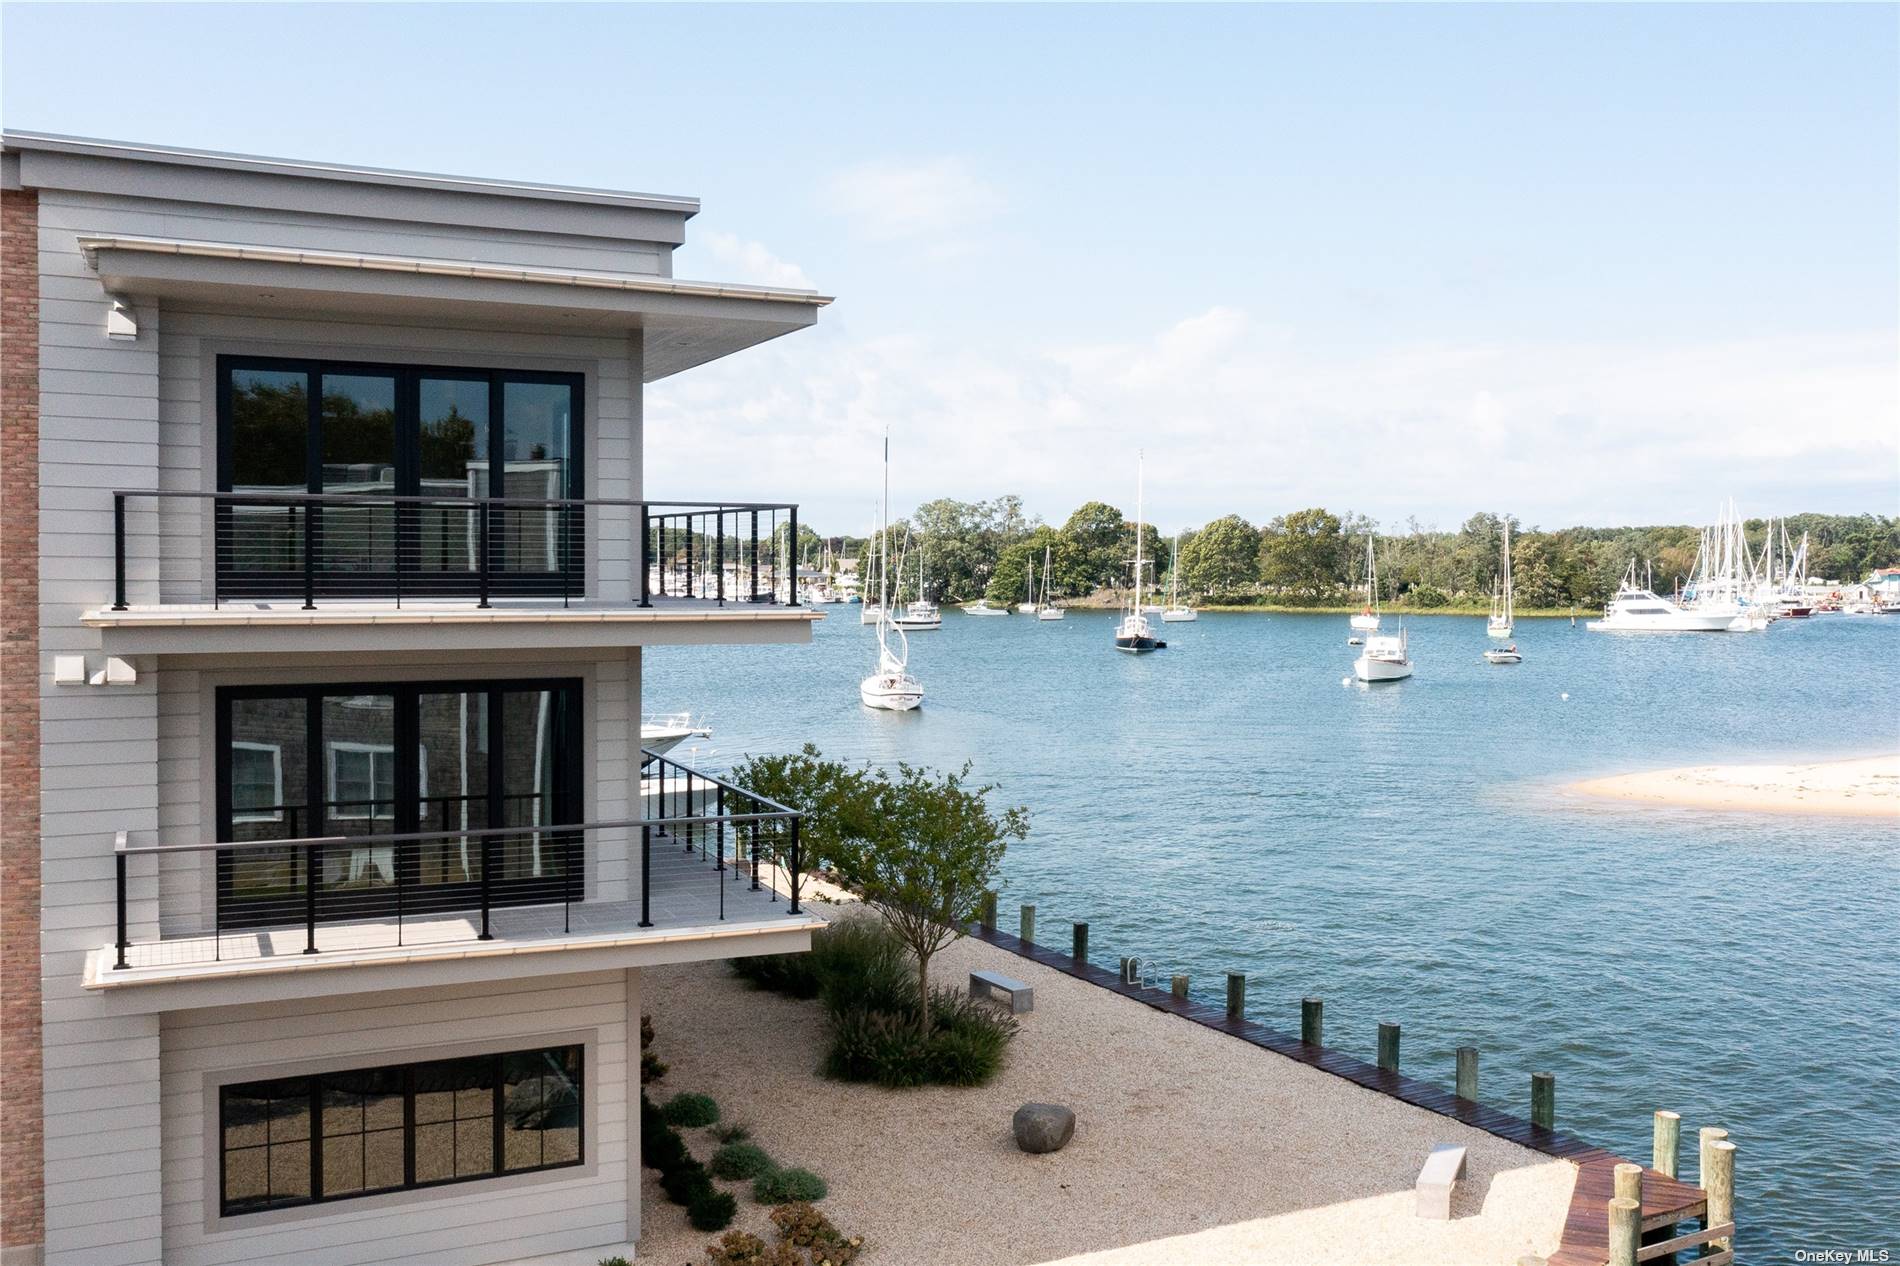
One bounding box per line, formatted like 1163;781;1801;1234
970;925;1708;1266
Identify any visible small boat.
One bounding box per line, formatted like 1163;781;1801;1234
961;600;1007;616
1354;627;1412;681
1350;535;1381;631
890;545;941;629
1347;635;1363;646
1488;520;1515;639
1161;532;1197;622
1036;545;1065;620
1114;455;1165;653
1482;644;1522;665
862;433;924;711
1017;559;1039;615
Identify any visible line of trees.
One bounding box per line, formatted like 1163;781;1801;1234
808;502;1898;609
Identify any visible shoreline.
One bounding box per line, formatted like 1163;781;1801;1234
1568;753;1900;818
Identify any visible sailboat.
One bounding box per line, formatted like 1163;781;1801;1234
891;540;942;630
861;435;923;711
859;508;884;624
1018;558;1039;615
1161;531;1197;622
1350;536;1381;633
1488;521;1515;639
1114;455;1166;653
1037;545;1065;620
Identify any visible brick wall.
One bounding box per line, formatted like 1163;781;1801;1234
0;185;44;1259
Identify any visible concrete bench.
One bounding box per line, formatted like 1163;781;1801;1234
969;969;1033;1014
1415;1144;1467;1220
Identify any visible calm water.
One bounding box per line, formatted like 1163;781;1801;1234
648;608;1900;1254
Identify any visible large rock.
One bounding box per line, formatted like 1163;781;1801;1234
1012;1102;1075;1154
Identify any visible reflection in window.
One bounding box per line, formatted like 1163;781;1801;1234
231;742;284;824
221;1077;313;1213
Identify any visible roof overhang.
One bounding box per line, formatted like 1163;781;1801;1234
81;234;832;380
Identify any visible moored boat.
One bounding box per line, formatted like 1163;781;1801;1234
1354;628;1412;681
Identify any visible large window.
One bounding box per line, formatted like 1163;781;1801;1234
218;357;583;598
220;1044;583;1215
218;679;582;926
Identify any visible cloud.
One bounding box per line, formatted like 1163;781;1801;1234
692;231;816;291
645;308;1900;535
823;157;1004;251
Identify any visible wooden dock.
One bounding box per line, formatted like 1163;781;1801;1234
970;924;1710;1266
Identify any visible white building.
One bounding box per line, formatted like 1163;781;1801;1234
0;133;830;1266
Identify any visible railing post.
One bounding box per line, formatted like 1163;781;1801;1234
302;844;319;953
788;506;800;606
749;820;761;891
477;501;491;609
562;827;573;935
639;824;653;927
749;511;760;601
686;514;695;599
638;505;651;607
479;834;494;940
786;816;802;914
113;493;129;610
114;845;129;969
301;499;316;611
715;511;725;606
714;784;726;871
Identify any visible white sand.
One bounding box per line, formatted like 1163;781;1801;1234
1569;753;1900;818
636;911;1573;1266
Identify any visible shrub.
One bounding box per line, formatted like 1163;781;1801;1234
768;1202;863;1264
600;1258;633;1266
661;1159;715;1207
823;1008;933;1087
709;1141;776;1180
711;1122;753;1144
688;1188;739;1232
645;1125;689;1172
824;986;1018;1088
753;1166;828;1205
663;1092;721;1128
640;1013;669;1085
705;1231;801;1266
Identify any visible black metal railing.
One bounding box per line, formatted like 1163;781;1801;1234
640;503;798;608
111;750;802;970
109;490;799;610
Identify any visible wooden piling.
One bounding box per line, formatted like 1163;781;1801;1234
1613;1161;1642;1206
1706;1138;1735;1250
1072;921;1088;963
1607;1196;1640;1266
1530;1072;1555;1129
1170;974;1189;1001
1019;903;1035;945
1697;1126;1728;1181
1652;1110;1680;1179
1301;996;1323;1046
1455;1046;1479;1101
1225;972;1246;1018
1376;1022;1400;1073
980;890;997;932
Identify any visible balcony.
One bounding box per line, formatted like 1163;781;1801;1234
86;490;821;654
89;751;820;1005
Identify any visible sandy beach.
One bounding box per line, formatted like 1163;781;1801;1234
1569;753;1900;818
636;907;1573;1266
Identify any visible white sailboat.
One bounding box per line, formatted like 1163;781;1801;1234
1488;520;1515;639
859;507;884;624
1114;455;1165;653
1350;536;1381;633
1353;626;1412;681
1161;532;1197;622
1018;558;1040;614
1037;545;1065;620
891;540;942;630
861;435;923;711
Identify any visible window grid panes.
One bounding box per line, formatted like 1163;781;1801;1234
219;1045;583;1216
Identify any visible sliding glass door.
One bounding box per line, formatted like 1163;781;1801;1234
217;357;582;599
218;680;582;928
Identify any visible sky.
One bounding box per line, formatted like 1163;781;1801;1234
4;2;1896;535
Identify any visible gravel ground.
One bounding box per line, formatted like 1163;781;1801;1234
637;912;1573;1266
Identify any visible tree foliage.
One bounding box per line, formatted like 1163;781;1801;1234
1176;514;1257;597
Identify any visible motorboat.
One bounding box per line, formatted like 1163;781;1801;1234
1482;644;1522;665
1587;563;1735;632
640;713;710;759
961;600;1007;616
892;599;941;630
1353;628;1413;681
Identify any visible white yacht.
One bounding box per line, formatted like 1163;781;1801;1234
1114;456;1165;653
1036;545;1065;620
961;599;1007;616
1587;563;1735;632
1161;532;1197;622
1353;627;1413;681
1351;535;1382;632
1482;644;1521;665
640;713;710;758
862;434;924;710
1488;520;1515;639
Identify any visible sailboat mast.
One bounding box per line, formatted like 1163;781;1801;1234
1134;452;1144;604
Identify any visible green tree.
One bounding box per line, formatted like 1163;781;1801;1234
1055;501;1127;593
1177;514;1258;597
1258;508;1348;597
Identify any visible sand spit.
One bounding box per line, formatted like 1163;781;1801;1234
1569;753;1900;818
637;912;1572;1266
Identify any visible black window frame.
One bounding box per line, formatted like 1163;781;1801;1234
219;1044;585;1216
214;677;585;929
216;355;586;600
